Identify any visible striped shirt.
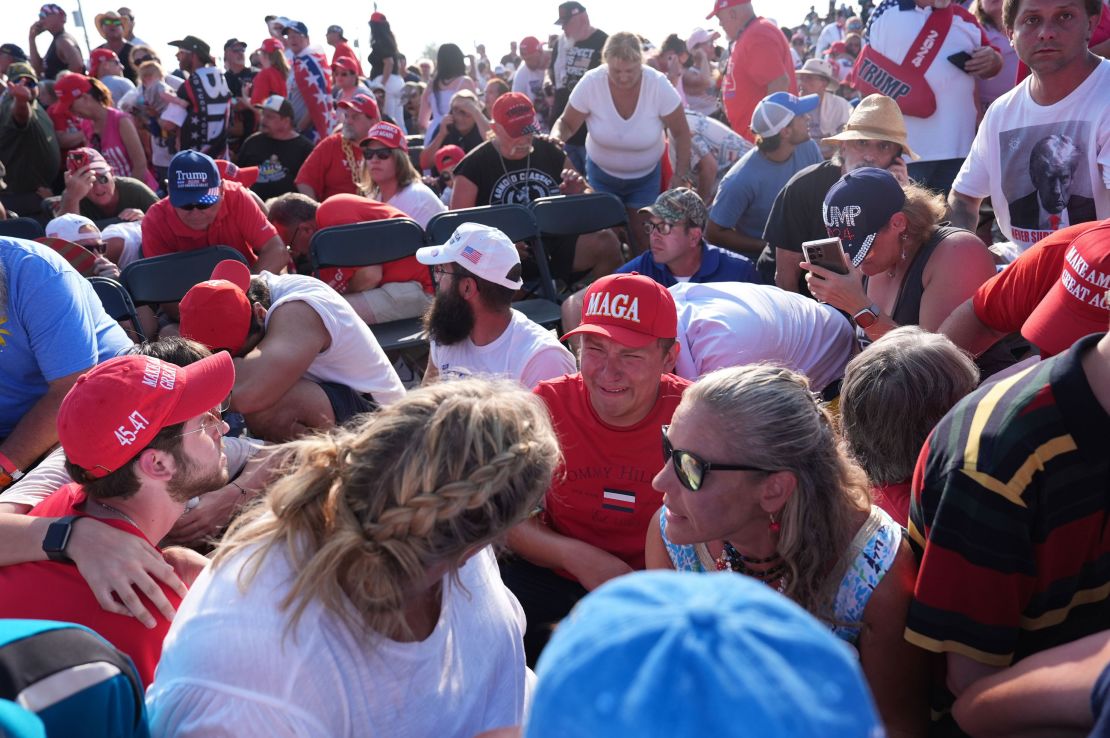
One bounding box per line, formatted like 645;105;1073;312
906;332;1110;668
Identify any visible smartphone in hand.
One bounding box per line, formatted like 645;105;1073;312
947;51;972;72
802;237;850;276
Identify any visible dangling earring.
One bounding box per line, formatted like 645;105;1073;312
769;512;781;534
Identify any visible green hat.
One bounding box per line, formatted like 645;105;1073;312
7;62;37;83
639;188;708;229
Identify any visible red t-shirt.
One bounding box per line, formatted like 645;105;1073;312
250;66;288;106
331;42;364;76
534;373;690;575
0;484;180;686
722;18;798;143
140;180;278;264
971;221;1106;356
47;102;95;156
294;132;364;201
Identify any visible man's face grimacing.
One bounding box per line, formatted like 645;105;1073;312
840;138;901;171
579;334;678;427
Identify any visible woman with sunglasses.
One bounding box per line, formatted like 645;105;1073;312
331;56;370;105
646;364;929;737
360;121;445;228
57;146;157;224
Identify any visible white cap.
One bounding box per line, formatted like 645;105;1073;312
416;223;523;290
46;213;101;243
686;27;720;49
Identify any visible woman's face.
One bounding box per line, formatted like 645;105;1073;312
334;69;357;90
71;93;98;118
606;58;642;90
259;53;272;69
857;217;904;277
450;101;476;134
653;403;771;547
365;145;398;184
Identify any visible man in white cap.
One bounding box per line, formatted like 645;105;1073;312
795;59;851;157
417;223;575;388
706;91;821;258
43;213;121;278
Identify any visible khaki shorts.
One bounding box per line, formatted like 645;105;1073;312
345;281;432;324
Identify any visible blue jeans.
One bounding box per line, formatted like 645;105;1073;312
585;157;663;210
907;158;965;197
564;143;588;175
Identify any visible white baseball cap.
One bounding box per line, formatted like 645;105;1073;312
46;213;101;243
416;223;523;290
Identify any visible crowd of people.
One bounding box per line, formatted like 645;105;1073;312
0;0;1108;735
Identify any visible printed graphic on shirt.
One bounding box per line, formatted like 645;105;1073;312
560;46;599;91
256;155;289;184
1001;121;1097;246
490;169;560;204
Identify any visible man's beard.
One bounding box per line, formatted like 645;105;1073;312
422;282;475;346
166;447;229;504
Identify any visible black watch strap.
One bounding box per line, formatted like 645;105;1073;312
42;515;81;563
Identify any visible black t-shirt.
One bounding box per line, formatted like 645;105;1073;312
757;159;843;294
454;138;565;206
224;67;256;98
429;123;485;161
550;29;607;147
78;176;158;220
236;132;315;201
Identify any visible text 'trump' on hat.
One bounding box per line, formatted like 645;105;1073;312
57;352;235;479
823;166;905;268
561;273;677;348
168;150;221;208
416;223;523;291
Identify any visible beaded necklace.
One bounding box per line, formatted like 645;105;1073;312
716;541;787;593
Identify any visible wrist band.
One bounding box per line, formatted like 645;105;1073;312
0;451;23;480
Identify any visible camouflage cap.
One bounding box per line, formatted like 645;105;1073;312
639;188;708;229
6;62;37;82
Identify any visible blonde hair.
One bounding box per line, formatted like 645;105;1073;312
603;32;644;65
680;365;870;619
213;379;560;640
900;181;947;247
265;48;290;77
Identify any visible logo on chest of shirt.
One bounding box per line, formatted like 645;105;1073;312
601;488;636;513
491;170;559;205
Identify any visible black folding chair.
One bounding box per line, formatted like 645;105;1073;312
89;276;146;343
119;246;249;306
530;192;629;237
426;205;560;307
0;217;46;241
309;217;431;353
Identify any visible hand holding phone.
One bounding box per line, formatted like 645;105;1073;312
947;51;972;72
801;237;850;276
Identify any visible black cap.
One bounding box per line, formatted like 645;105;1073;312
223;38;247;51
0;44;28;62
169;35;212;60
556;1;586;25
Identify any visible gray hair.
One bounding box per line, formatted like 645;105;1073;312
840;326;979;486
602;32;644;65
681;364;869;620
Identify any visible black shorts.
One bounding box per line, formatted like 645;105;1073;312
317;381;378;425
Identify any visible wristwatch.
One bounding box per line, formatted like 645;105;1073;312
852;303;882;329
42;515;80;563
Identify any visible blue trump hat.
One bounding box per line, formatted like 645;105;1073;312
168;150;221;208
823;166;905;267
525;571;885;738
751;91;820;138
279;18;309;36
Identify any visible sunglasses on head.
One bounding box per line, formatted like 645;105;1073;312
179;201;216;212
361;147;393;160
661;425;771;492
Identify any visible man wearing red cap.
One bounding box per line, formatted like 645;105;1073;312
178;260;404;441
88;47;134;105
503;272;690;665
0;351;235;686
907;289;1110;725
512;36;548;111
295;92;380;200
709;0;798;143
451;92;621;286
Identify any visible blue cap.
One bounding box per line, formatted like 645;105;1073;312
751;91;820;138
823;167;905;267
167;150;221;208
524;571;885;738
279;18;309;36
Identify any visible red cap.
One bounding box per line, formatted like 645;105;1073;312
66;147;111;175
434;144;466;172
179;260;254;354
1021;226;1110;357
360;121;407;150
370;11;387;22
825;40;847;55
260;37;285;53
57;352;235;479
338;92;381;120
492;92;541;138
316;193;408;228
520;36;543;56
215;159;259;188
54;74;93;111
561;273;677;348
89;47;119;73
332;56;358;74
706;0;751;18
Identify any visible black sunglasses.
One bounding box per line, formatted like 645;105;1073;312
85;240;108;254
179;201;216;212
93;173;109;185
361;147;393;160
661;425;771;492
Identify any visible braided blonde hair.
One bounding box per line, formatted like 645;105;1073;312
213;378;560;640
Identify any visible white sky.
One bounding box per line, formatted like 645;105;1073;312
14;0;841;70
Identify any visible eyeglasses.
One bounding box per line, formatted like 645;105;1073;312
85;240;109;254
661;425;771;492
361;147;393;160
643;220;679;235
179;201;216;212
174;398;231;439
431;264;466;286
